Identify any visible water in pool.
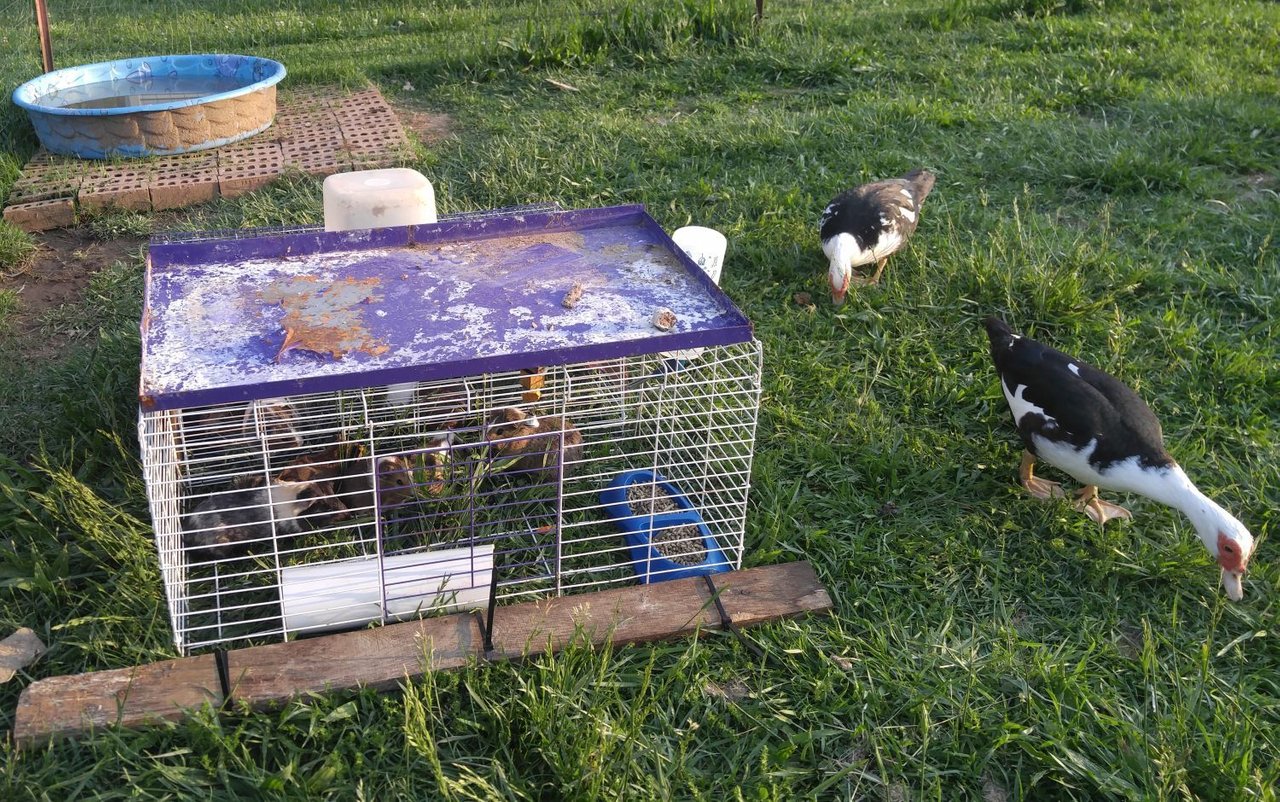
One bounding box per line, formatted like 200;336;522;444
41;75;246;110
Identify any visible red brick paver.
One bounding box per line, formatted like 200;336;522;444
3;83;411;232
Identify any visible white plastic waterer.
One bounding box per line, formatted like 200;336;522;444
665;225;728;363
671;226;727;285
280;545;495;634
322;167;438;232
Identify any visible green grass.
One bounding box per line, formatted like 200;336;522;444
0;288;18;332
2;0;1279;798
0;219;37;273
82;209;152;242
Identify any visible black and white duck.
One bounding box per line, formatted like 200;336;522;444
983;316;1255;600
819;168;936;305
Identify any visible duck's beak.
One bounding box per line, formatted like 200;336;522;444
828;271;847;308
1221;569;1244;601
824;263;844;306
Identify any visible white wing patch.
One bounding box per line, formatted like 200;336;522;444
1032;437;1167;493
824;225;908;268
823;232;871;266
899;188;913;200
1002;380;1055;429
1067;363;1081;376
898;206;916;223
1032;436;1105;486
870;230;904;260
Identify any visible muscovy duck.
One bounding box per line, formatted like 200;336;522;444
983;316;1255;600
819;168;935;305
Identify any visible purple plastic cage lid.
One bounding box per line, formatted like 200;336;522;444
139;204;754;411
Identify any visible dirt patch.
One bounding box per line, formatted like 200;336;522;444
0;227;146;359
982;775;1011;802
1115;622;1143;660
703;678;750;701
390;100;456;146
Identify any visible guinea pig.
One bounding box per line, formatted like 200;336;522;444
183;480;318;561
484;407;584;482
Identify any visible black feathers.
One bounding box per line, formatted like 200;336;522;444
983;317;1172;472
819;168;935;250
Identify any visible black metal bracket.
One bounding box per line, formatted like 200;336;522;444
475;565;500;658
702;574;770;664
214;648;232;709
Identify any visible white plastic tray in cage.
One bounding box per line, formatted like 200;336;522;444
280;544;493;634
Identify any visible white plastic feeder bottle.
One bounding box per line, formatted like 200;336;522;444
671;226;727;285
323;167;438;232
323;168;438;404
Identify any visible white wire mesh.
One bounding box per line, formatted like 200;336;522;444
139;339;763;653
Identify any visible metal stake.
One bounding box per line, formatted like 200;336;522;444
34;0;54;73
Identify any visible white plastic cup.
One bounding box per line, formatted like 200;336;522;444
671;226;727;285
662;226;727;364
386;382;418;406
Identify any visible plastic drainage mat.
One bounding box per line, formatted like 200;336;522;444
140;204;753;410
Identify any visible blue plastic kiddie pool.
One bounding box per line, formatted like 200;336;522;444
12;54;286;158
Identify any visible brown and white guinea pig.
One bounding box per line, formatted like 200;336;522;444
283;437;454;518
276;444;419;518
334;453;418;515
484;407;584;481
240;398;304;451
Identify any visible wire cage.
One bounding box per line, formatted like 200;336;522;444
138;205;763;653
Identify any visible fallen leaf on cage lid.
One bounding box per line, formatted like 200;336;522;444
260;276;390;362
562;281;585;309
652;308;677;331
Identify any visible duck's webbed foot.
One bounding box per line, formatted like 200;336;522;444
1074;485;1132;526
853;258;888;286
1019;450;1064;500
867;258;887;285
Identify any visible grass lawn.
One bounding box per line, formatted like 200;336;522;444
2;0;1278;798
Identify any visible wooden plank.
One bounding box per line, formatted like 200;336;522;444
487;574;720;659
13;562;830;741
227;612;482;707
488;561;832;659
714;560;832;625
13;654;221;745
